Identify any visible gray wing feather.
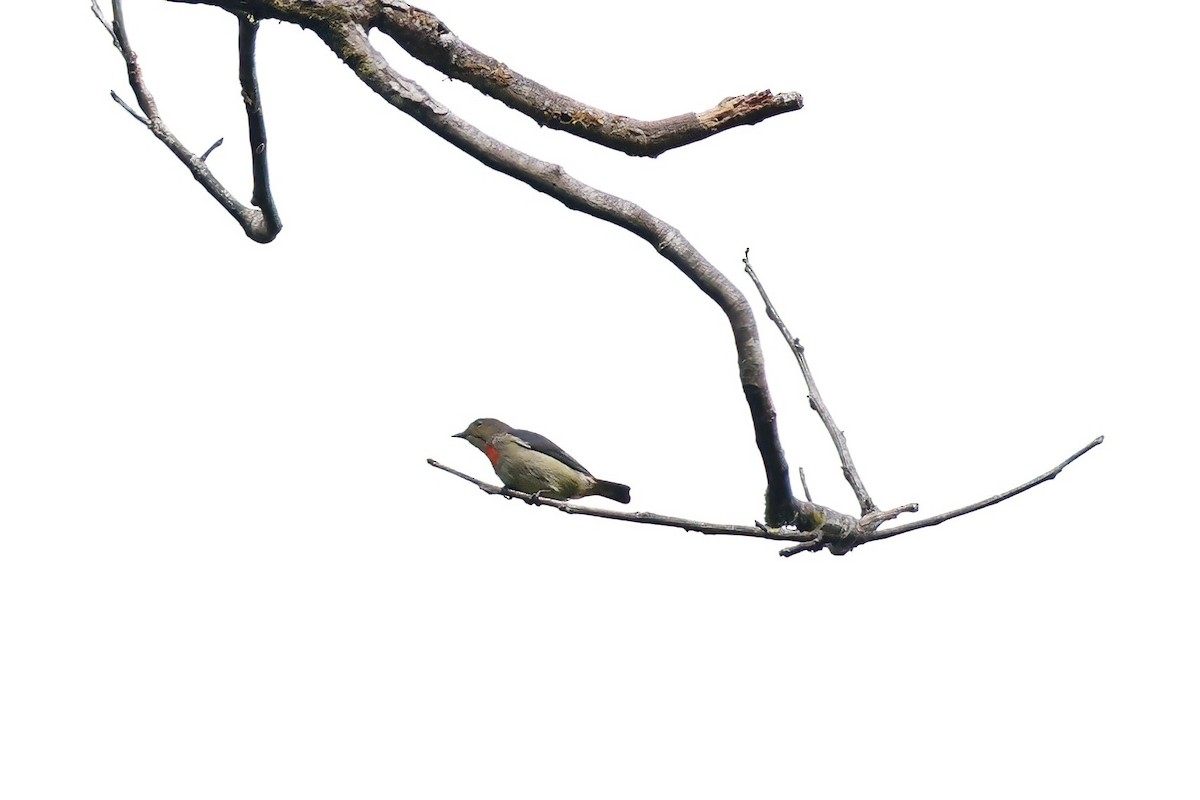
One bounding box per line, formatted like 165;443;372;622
510;428;593;476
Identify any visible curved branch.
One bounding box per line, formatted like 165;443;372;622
317;22;803;526
374;4;803;157
163;1;803;157
238;13;282;235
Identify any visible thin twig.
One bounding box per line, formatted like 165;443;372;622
97;0;280;243
865;436;1105;541
797;466;813;503
109;90;148;125
743;249;878;515
428;460;817;543
91;0;117;45
779;541;824;557
200;137;225;161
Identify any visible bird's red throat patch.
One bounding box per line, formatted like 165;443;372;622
484;444;501;467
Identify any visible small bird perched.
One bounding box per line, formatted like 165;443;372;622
453;418;631;504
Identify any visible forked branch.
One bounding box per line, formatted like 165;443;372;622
432;261;1101;557
94;0;281;242
744;250;878;515
739;258;1104;555
161;0;804;157
433;430;1102;557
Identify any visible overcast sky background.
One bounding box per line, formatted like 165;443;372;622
3;1;1197;798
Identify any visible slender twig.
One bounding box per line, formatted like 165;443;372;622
864;436;1105;542
781;439;1103;556
743;250;878;515
779;540;815;558
373;4;803;157
797;466;813;503
200;137;225;161
428;460;818;543
109;90;148;125
91;0;116;45
97;0;280;243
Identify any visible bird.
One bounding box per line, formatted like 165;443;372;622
453;418;631;504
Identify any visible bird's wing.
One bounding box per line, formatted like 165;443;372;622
509;428;593;476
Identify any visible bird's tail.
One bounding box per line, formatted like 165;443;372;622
589;479;631;504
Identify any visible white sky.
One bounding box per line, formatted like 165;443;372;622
3;1;1198;798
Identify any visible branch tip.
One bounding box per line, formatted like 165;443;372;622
91;0;117;45
109;90;148;125
374;10;803;157
868;435;1104;542
200;137;224;161
797;466;813;503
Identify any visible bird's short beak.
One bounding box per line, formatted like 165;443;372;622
452;430;468;439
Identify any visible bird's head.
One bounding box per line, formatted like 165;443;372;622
452;418;511;451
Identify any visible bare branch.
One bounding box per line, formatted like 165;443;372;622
97;0;281;243
164;1;802;157
313;23;803;527
428;460;818;543
374;4;803;157
237;13;282;236
743;250;878;515
115;0;807;526
119;2;1104;558
865;436;1105;542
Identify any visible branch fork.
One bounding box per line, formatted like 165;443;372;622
432;254;1101;556
93;0;281;243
